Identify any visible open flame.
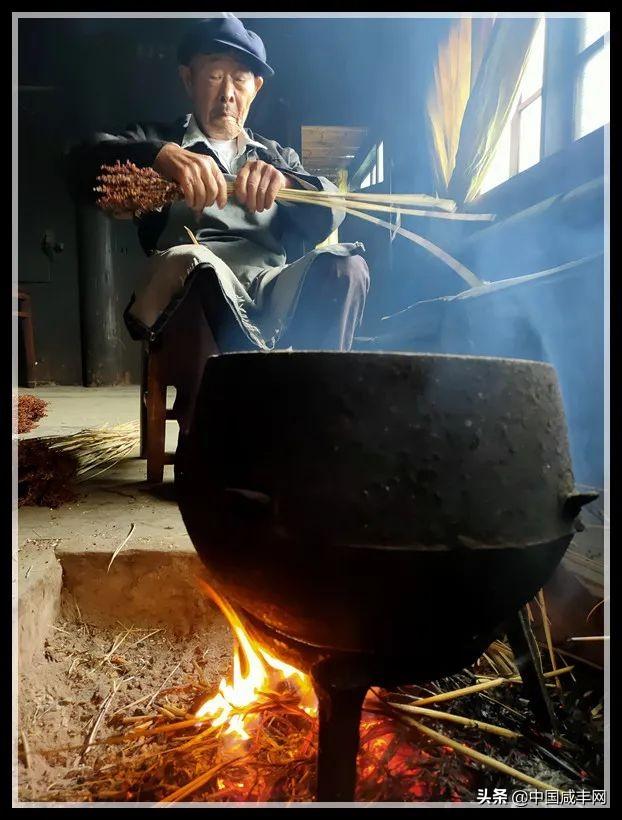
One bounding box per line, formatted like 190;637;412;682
191;581;468;802
195;580;317;742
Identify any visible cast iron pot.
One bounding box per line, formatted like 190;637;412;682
175;352;592;676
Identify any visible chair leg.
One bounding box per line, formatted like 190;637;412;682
140;344;149;459
145;350;167;484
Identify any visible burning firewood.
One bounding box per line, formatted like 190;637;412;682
391;665;573;709
24;581;603;804
394;715;565;794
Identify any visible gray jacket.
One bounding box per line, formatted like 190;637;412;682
67;117;361;350
67;116;345;274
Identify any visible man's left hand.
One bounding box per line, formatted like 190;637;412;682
234;159;297;214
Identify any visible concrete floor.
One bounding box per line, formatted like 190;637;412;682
18;386;146;438
17;386;202;673
18;384;179;448
18;385;189;557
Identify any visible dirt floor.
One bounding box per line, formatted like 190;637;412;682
17;596;604;805
18;594;232;803
14;386;233;804
18;386;189;556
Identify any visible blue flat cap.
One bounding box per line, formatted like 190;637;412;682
178;15;275;77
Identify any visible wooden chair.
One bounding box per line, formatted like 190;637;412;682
140;342;176;483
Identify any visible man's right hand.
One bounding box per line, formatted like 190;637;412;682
153;143;228;214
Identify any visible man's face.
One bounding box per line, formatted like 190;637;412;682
179;52;263;138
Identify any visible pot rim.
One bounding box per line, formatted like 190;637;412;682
208;349;557;371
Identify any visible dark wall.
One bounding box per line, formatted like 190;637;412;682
18;16;440;384
18;85;83;385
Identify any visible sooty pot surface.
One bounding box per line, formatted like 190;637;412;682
175;352;586;657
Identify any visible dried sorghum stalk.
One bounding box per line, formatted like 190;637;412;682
16;394;48;434
18;439;78;508
93;161;487;290
94;160;184;217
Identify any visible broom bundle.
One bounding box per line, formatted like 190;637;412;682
18;440;78;508
95;160;494;222
18;422;141;507
15;394;76;508
95;161;493;287
47;420;141;481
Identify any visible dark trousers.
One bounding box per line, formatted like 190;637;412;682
154;253;370;434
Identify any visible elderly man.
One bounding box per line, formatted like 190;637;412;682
68;16;370;434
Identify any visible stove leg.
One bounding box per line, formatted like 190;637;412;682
310;663;368;802
506;607;559;734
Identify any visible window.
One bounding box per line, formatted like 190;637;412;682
355;141;384;190
479;18;545;194
575;13;610;139
475;14;609;199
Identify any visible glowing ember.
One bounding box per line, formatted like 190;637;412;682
186;581;472;802
195;580;317;742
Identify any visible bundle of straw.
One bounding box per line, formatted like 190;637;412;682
46;420;140;482
95;161;494;288
18;421;141;507
94;160;487;220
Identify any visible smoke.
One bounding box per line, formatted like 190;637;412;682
364;177;604;489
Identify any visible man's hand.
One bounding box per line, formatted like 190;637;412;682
234;159;296;214
153;142;228;214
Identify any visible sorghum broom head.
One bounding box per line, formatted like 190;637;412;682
94;160;493;221
95;161;184;216
18;439;78;508
16;394;48;434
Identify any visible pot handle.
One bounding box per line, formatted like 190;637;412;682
562;491;599;522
